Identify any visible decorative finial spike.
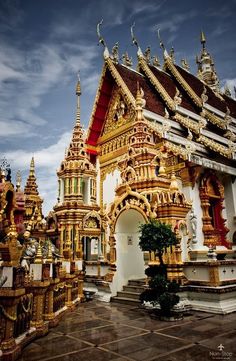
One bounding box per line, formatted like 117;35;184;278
131;23;143;58
157;28;165;51
76;70;81;96
16;170;22;190
200;30;206;48
97;20;109;59
30;157;35;176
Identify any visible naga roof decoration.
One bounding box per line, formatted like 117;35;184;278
86;22;236;163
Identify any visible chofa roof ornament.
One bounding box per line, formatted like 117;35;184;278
157;28;169;59
97;19;110;60
131;22;143;59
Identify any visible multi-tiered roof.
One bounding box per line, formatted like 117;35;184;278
86;25;236;174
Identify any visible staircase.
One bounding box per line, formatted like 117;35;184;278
111;279;148;305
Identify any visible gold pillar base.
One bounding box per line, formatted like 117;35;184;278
0;342;21;361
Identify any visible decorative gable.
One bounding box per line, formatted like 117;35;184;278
101;86;135;137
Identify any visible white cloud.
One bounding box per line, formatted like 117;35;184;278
4;131;72;215
221;78;236;97
5;131;71;170
0;25;99;137
153;10;198;34
0;120;34;137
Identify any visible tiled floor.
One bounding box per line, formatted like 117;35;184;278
18;300;236;361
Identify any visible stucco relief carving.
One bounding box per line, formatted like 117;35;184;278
102;89;135;135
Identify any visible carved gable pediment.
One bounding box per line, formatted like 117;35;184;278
101;87;135;137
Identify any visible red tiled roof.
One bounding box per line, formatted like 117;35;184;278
149;65;198;114
114;64;166;116
175;65;227;113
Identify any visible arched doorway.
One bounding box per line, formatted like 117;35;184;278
114;209;146;291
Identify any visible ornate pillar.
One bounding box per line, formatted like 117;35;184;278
44;278;60;327
0;288;25;361
28;281;50;336
60;225;65;255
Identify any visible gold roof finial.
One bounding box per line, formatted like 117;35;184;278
97;20;109;59
157;28;165;51
76;71;81;96
157;28;169;59
34;243;43;264
144;46;151;64
46;241;53;263
30;157;35;176
111;42;119;64
131;22;143;58
122;52;133;67
16;170;22;191
200;30;206;49
152;55;160;67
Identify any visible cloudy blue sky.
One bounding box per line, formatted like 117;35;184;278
0;0;236;215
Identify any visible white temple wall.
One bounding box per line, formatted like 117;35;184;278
113;209;145;293
224;176;236;242
103;169;121;211
96;158;100;205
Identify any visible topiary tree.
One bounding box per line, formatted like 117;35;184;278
139;219;180;318
139;219;178;265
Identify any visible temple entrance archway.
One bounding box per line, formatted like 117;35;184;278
114;209;146;291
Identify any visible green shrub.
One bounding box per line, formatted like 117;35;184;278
159;293;180;317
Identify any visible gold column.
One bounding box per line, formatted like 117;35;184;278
44;279;60;326
78;279;84;301
29;281;50;336
60;225;65;255
0;288;25;360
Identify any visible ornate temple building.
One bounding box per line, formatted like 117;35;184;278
1;24;236;360
82;26;236;310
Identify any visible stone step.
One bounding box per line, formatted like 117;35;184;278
111;296;140;305
123;285;148;293
117;291;141;300
128;279;147;287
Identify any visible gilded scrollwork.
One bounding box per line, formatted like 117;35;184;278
102;89;135;135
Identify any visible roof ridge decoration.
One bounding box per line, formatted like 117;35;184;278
131;22;144;59
133;28;176;113
165;55;202;108
97;20;135;107
157;28;169;59
106;58;136;107
97;19;110;60
164;48;231;130
134;28;176;112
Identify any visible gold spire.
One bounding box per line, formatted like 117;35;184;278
24;157;39;196
196;31;219;92
34;243;43;264
200;30;206;49
75;72;82;128
46;241;53;263
16;170;22;191
76;72;81;96
30;157;35;176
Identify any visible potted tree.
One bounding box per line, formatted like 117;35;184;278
139;219;181;320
